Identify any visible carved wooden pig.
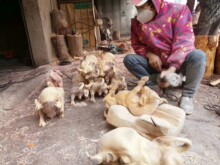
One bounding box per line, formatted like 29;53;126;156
70;82;90;106
45;69;63;87
90;127;192;165
35;87;65;127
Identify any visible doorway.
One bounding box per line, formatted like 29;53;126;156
0;0;33;70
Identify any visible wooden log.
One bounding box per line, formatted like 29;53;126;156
195;35;218;79
51;34;71;65
112;31;121;40
67;34;84;58
215;35;220;74
50;9;71;35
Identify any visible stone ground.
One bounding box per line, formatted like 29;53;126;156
0;54;219;165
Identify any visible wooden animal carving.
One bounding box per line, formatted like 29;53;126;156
89;127;192;165
45;69;63;87
86;78;109;102
70;82;90;106
106;67;127;92
103;76;167;116
35;87;65;127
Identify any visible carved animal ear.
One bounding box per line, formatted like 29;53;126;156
35;99;42;111
77;68;83;73
103;152;115;163
90;152;115;164
154;136;192;153
120;156;131;164
100;78;105;85
47;81;55;87
55;100;62;109
85;83;93;89
78;83;85;90
90;153;105;164
113;66;116;72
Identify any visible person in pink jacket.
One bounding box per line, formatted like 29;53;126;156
124;0;206;115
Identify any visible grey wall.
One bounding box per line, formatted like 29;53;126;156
95;0;137;37
22;0;58;66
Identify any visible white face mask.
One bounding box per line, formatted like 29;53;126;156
137;9;155;24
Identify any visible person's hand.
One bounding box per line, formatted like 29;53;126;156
159;66;176;88
147;52;162;72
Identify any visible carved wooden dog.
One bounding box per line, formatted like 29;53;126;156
89;127;192;165
86;78;109;102
35;87;65;127
70;82;90;106
104;76;167;116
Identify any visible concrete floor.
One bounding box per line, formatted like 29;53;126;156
0;54;219;165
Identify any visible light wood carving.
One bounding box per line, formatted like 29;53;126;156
35;87;65;127
104;76;167;116
89;127;191;165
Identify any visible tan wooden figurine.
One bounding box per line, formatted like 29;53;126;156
89;127;192;165
70;82;90;106
104;76;167;115
35;87;65;127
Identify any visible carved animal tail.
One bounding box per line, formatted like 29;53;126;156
153;136;192;153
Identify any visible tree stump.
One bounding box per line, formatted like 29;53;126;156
51;34;71;65
67;34;84;59
50;9;71;35
112;31;120;40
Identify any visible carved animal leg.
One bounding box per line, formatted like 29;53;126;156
90;91;96;102
98;90;102;96
39;110;46;127
60;97;65;118
78;93;83;100
71;95;76;106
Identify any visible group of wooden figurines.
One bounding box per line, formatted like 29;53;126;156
34;52;192;165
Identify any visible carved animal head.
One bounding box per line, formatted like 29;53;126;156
99;62;115;77
35;100;61;119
